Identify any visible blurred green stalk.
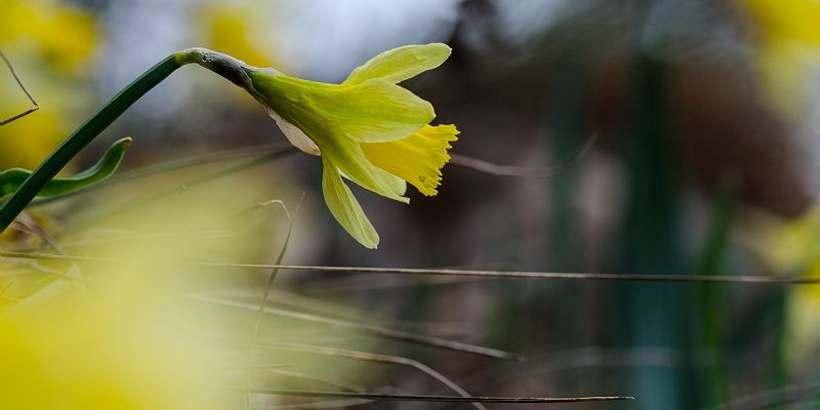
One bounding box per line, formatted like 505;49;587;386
617;54;690;410
0;55;180;230
693;181;736;407
0;48;252;231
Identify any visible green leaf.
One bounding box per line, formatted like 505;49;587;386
343;43;452;86
0;137;132;198
313;129;408;204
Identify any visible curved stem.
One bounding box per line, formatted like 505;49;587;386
0;48;252;231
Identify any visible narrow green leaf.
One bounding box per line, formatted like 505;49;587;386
0;137;132;198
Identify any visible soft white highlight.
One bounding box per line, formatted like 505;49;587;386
267;108;321;156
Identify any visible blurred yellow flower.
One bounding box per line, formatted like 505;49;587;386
0;109;62;169
0;175;377;409
744;207;820;290
0;0;98;74
0;297;230;410
742;0;820;115
200;5;275;67
0;0;98;169
743;206;820;365
0;184;265;410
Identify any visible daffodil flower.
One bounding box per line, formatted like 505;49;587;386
248;43;459;248
0;44;458;247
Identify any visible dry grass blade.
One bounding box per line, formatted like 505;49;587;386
450;133;597;178
109;144;295;184
262;398;372;410
237;288;408;327
253;197;303;337
92;150;295;217
307;275;479;294
1;251;817;285
0;281;17;302
189;294;518;360
0;50;39;126
31;145;296;206
252;342;488;410
247;389;634;404
214;287;411;331
199;263;820;285
9;215;85;285
260;368;364;393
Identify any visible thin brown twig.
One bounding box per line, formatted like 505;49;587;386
253;195;304;337
189;294;517;360
475;347;695;388
31;128;590;205
245;388;634;404
259;398;372;410
0;49;39;126
218;288;451;335
12;213;65;254
51;230;236;249
70;149;295;224
0;250;817;285
0;281;17;302
201;263;820;285
306;274;481;294
450;133;597;178
30;145;297;206
102;144;295;185
0;258;65;278
8;216;85;284
238;367;366;410
259;368;365;393
250;342;488;410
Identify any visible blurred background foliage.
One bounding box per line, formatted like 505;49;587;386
3;0;820;409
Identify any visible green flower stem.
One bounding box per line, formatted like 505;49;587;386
0;48;254;231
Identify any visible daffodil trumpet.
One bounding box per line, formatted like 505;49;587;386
0;44;458;248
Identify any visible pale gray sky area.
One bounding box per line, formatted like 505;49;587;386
269;0;462;81
95;0;577;124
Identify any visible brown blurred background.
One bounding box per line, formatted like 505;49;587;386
4;0;820;409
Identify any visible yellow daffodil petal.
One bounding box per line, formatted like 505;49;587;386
251;72;434;143
253;72;412;201
321;157;379;249
315;132;409;203
362;124;459;196
343;43;452;86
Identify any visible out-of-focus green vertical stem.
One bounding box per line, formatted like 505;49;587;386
693;181;736;407
617;53;689;410
769;289;789;396
544;57;588;368
546;60;586;272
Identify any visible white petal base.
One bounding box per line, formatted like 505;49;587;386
267;109;321;156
